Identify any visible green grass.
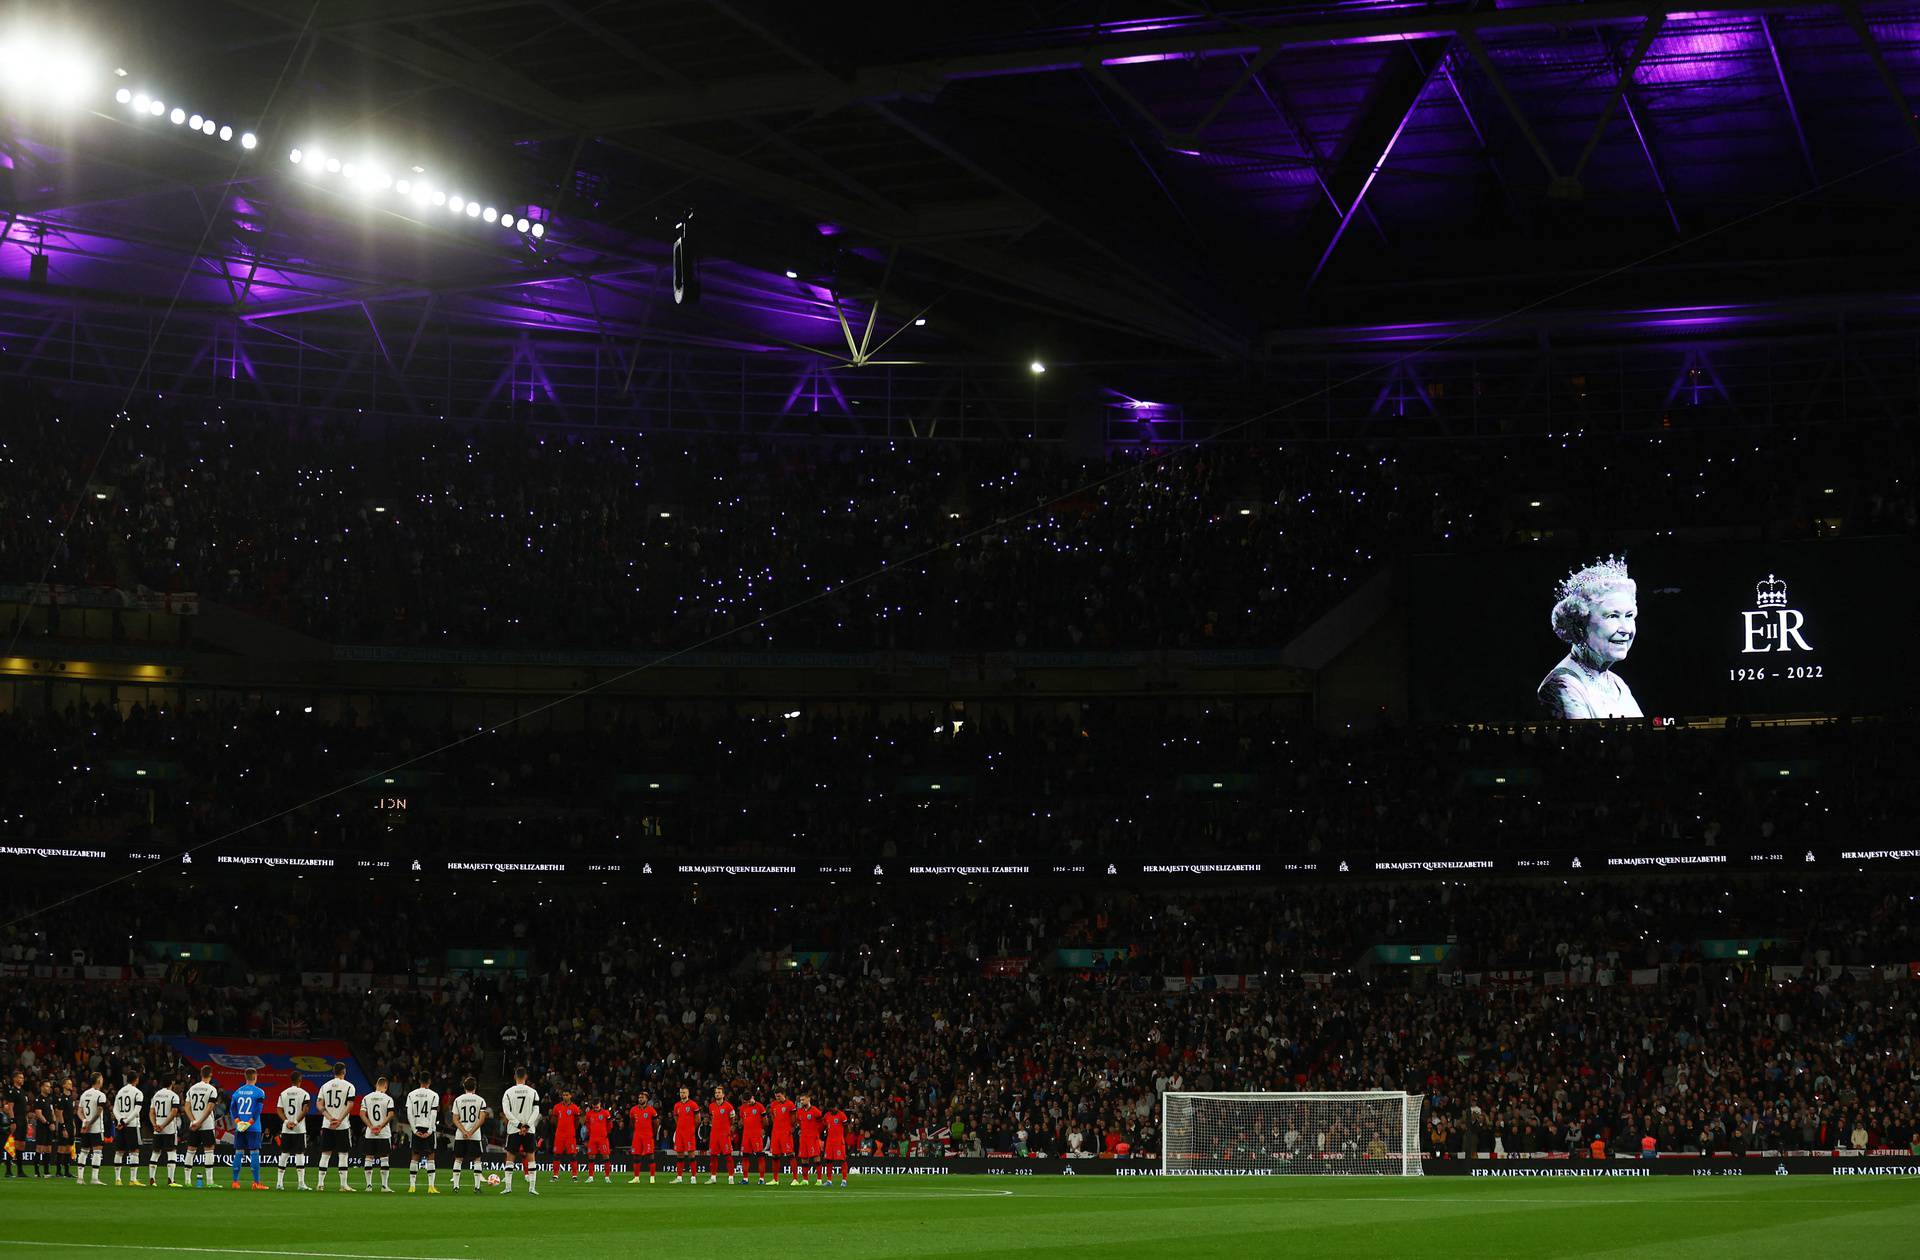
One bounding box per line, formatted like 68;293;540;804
2;1172;1918;1259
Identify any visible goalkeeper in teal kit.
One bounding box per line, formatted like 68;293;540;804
228;1069;268;1190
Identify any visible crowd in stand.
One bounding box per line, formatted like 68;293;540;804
2;701;1913;862
3;395;1912;652
2;873;1917;1160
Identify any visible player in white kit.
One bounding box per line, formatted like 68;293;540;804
499;1068;542;1195
359;1077;398;1193
449;1077;489;1195
276;1078;312;1190
147;1077;184;1187
183;1067;221;1189
314;1063;357;1192
111;1071;146;1186
405;1073;441;1194
77;1074;108;1185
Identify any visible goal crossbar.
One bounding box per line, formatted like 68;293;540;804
1161;1091;1424;1176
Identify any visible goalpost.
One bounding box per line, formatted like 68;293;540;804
1161;1091;1425;1176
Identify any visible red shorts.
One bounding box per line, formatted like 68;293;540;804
824;1145;846;1162
769;1135;794;1156
632;1140;655;1156
553;1138;578;1154
587;1140;611;1156
741;1131;764;1154
674;1134;697;1155
799;1138;822;1160
708;1134;732;1155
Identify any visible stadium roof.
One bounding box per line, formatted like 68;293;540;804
5;1;1920;425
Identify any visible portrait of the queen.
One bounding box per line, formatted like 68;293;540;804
1537;555;1642;719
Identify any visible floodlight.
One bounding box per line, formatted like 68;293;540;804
515;218;529;233
784;269;798;279
498;214;515;230
240;132;256;149
324;157;340;173
340;163;355;180
465;201;480;218
914;317;927;326
114;87;130;104
169;107;184;124
431;190;446;206
1029;361;1046;374
530;222;544;238
288;147;302;164
189;113;202;129
218;124;232;141
394;178;409;195
148;98;164;116
201;119;216;135
482;206;497;223
447;195;464;213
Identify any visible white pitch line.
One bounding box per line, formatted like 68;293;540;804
0;1243;473;1260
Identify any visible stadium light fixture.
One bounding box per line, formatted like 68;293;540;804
114;86;130;104
169;106;184;124
530;222;544;238
784;269;798;279
914;317;927;326
148;98;164;116
240;131;256;149
288;147;302;164
1029;360;1047;374
188;113;202;129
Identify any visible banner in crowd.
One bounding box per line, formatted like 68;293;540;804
1;962;169;981
0;582;197;613
1162;975;1262;993
981;956;1030;977
161;1036;371;1105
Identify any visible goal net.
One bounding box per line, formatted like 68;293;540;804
1161;1091;1424;1175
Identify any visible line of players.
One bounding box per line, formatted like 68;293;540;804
2;1064;857;1192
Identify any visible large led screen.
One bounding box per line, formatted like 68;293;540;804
1408;538;1916;721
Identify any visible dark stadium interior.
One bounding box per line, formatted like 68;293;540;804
3;3;1920;1247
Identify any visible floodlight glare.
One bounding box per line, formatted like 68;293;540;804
288;147;302;164
340;163;355;180
114;87;131;104
169;107;184;124
1029;360;1047;374
431;190;446;206
465;201;480;218
530;222;544;238
447;195;464;213
324;157;340;173
499;215;515;230
201;119;216;135
482;206;497;223
515;218;529;233
148;98;165;116
240;132;256;149
394;178;409;195
411;186;431;206
218;124;231;141
189;113;202;129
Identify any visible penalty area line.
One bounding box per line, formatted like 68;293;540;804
0;1242;474;1260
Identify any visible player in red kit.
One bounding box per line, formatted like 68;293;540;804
767;1091;796;1185
627;1091;658;1185
794;1093;824;1187
822;1103;850;1188
549;1091;582;1181
736;1092;767;1184
706;1087;735;1184
670;1087;701;1184
583;1098;614;1182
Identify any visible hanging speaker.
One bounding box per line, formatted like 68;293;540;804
28;253;49;287
671;212;700;307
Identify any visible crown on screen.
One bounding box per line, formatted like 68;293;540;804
1755;574;1788;608
1556;554;1631;602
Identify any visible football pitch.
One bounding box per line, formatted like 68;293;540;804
3;1175;1919;1259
